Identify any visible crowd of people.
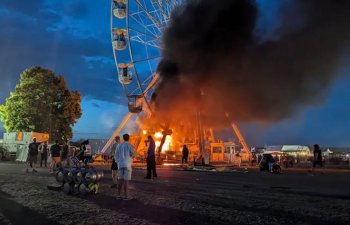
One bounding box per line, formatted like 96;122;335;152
26;138;78;173
26;134;336;201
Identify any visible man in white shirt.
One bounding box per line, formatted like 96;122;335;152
115;133;135;200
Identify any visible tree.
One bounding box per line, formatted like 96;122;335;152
0;67;82;141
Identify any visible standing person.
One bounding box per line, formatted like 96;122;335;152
50;140;61;172
26;138;40;173
182;145;189;164
110;136;120;188
235;152;241;167
251;152;257;166
83;140;92;166
311;144;325;173
115;133;135;200
76;140;87;162
204;150;210;165
40;141;49;167
60;141;69;167
296;154;301;165
144;135;157;179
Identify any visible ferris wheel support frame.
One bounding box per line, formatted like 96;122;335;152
100;73;160;154
225;112;252;161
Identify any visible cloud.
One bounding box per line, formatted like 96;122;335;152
81;56;115;66
0;0;124;105
0;0;46;16
91;102;100;108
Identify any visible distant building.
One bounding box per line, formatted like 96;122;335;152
264;145;312;160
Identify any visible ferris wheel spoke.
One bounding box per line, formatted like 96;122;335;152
129;30;160;48
129;37;160;49
139;0;168;26
128;13;161;38
130;87;143;95
129;9;162;38
165;0;182;16
142;73;160;94
133;56;160;64
128;27;160;41
133;0;163;32
130;37;160;49
150;0;169;26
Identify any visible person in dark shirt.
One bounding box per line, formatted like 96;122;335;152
182;145;189;164
26;138;40;173
110;136;120;188
312;144;325;173
144;135;157;179
83;140;92;166
50;140;61;172
61;141;69;167
40;141;49;167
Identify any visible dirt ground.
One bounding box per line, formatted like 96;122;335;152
0;162;349;225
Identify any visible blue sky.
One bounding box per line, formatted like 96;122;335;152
0;0;128;140
0;0;349;147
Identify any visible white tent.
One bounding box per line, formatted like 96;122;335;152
323;148;333;156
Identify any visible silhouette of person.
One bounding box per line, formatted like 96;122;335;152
312;144;325;173
145;135;157;179
182;145;189;164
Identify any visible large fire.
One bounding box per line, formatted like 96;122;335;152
154;132;173;152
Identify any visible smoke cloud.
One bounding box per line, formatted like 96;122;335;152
153;0;350;128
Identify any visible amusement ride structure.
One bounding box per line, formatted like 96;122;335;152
101;0;184;155
101;0;251;163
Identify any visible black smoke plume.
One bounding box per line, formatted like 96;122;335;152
153;0;350;127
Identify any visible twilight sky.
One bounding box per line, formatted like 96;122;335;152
0;0;349;147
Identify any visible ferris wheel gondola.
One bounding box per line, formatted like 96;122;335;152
113;0;127;19
112;28;127;51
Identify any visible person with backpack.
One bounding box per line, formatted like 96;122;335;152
26;137;40;173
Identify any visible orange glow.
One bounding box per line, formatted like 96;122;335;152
154;132;162;139
163;135;173;151
163;163;183;166
154;132;173;152
142;130;147;135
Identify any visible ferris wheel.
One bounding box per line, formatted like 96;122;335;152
111;0;184;115
99;0;184;154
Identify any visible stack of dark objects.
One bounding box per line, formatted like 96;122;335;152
53;156;104;195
